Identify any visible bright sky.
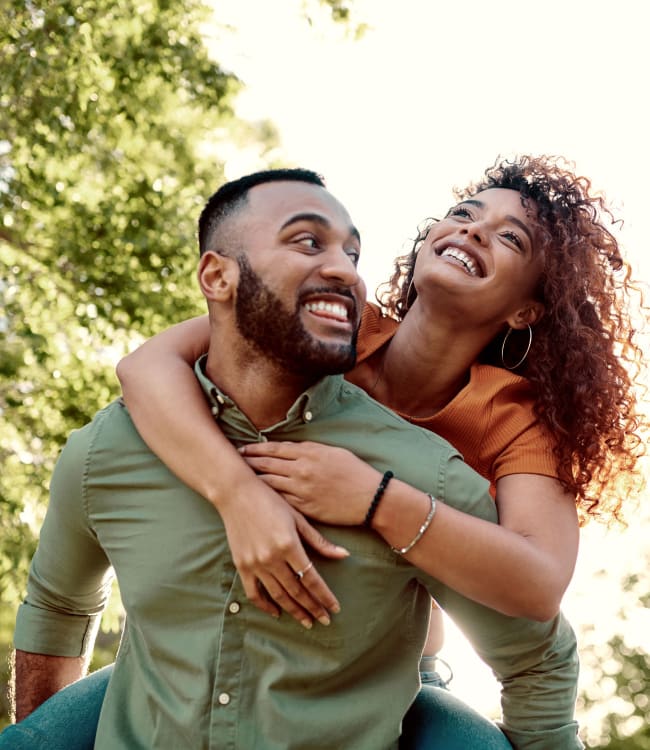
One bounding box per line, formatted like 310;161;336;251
207;0;649;737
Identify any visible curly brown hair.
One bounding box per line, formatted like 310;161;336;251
377;155;648;525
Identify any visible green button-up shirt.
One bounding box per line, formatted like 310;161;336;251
15;363;582;749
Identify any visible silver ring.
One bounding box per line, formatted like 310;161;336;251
295;561;313;580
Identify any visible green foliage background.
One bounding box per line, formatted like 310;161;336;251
0;1;646;746
0;0;360;730
0;0;271;727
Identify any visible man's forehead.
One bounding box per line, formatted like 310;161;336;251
247;180;349;221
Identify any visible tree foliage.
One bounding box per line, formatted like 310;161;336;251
579;560;650;749
0;0;280;611
0;0;358;728
303;0;367;37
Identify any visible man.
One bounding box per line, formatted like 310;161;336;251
9;170;581;748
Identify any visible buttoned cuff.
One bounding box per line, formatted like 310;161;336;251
14;602;101;658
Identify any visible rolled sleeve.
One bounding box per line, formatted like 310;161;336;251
436;589;583;750
426;455;583;749
14;603;101;658
14;416;113;658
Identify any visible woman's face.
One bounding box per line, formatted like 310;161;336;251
413;187;545;327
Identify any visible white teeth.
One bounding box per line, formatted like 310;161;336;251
440;247;479;277
304;301;348;319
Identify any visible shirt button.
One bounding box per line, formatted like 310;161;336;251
304;410;313;422
217;394;225;405
228;602;240;614
211;406;219;416
218;692;230;705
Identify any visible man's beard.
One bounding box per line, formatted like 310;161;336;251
234;254;358;378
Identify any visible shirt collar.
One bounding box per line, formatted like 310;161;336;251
193;355;344;434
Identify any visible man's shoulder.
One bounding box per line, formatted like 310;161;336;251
322;379;492;520
61;398;148;464
336;379;460;455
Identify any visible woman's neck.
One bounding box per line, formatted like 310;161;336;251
370;305;487;419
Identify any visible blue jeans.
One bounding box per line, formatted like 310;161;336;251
1;662;512;749
419;654;453;690
0;665;111;750
399;685;513;749
398;656;512;749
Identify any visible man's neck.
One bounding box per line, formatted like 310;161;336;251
203;342;316;431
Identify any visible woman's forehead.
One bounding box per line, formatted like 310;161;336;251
462;187;536;219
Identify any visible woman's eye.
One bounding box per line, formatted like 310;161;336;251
448;206;472;220
502;231;523;250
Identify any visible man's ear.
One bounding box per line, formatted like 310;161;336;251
507;300;545;330
197;251;238;302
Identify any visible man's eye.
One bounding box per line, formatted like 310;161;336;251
345;249;360;265
295;236;318;248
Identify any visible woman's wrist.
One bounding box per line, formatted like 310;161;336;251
363;471;394;527
370;479;432;546
201;454;260;511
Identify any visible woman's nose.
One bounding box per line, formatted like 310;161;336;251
460;221;487;245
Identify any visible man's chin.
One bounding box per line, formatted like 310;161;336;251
289;343;358;378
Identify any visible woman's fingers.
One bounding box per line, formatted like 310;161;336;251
240;440;305;459
241;454;294;478
292;510;349;560
241;560;337;629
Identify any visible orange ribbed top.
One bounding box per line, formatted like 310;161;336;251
347;303;557;486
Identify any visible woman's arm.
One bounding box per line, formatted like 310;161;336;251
116;317;348;629
239;441;579;620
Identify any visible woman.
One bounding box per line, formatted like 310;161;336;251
6;156;646;748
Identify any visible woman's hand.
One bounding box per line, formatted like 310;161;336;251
216;475;350;628
239;441;383;525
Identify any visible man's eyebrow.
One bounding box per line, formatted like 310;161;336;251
457;199;534;247
280;212;361;243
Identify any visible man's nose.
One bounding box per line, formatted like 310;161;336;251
320;248;361;287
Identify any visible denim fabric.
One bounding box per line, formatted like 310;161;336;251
1;662;513;750
1;661;512;750
419;655;453;690
0;665;111;750
400;684;513;750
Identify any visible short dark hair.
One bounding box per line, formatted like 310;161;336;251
198;168;326;255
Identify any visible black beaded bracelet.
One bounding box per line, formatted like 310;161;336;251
363;470;394;527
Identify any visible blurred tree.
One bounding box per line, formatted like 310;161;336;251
0;0;257;609
579;560;650;749
0;0;359;728
0;3;276;728
304;0;367;37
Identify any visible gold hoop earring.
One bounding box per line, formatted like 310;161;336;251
501;325;533;370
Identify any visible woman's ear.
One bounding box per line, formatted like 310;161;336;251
507;300;545;330
197;251;238;302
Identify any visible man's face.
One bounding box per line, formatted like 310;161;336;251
231;181;365;377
